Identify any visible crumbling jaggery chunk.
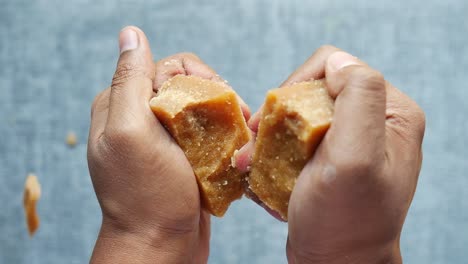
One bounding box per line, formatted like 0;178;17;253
24;174;41;236
248;80;334;220
150;75;251;216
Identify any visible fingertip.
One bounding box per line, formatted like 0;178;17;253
154;53;212;90
236;96;251;120
119;27;139;54
119;26;152;55
325;52;365;98
326;51;362;72
247;110;262;133
233;139;255;173
282;45;341;86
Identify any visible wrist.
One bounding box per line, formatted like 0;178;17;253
288;239;402;264
91;219;203;264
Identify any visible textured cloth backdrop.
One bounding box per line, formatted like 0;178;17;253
0;0;467;263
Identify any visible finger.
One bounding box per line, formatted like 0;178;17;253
384;84;425;178
242;45;341;170
233;137;255;173
246;46;341;150
281;45;341;87
240;46;342;173
244;186;285;222
324;51;387;164
386;85;426;147
107;26;156;129
247;107;262;133
154;53;251;120
89;87;111;141
154;52;220;89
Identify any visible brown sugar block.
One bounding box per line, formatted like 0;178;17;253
149;75;251;217
248;80;334;220
24;174;41;236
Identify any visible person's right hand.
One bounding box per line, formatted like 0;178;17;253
88;26;229;264
237;46;425;263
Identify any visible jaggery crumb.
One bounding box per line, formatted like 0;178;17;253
66;132;77;147
231;149;239;168
23;174;41;236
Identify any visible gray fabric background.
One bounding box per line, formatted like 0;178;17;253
1;0;467;263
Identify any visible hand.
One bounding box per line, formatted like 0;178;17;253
87;26;224;264
238;46;425;263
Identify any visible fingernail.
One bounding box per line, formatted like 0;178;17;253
327;51;361;72
119;27;139;54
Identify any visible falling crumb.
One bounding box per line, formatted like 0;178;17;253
23;174;41;236
222;180;228;186
66;132;77;147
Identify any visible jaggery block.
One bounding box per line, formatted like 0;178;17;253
149;75;251;217
23;174;41;236
248;80;334;220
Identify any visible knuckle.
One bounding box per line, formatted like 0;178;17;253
328;151;377;178
321;151;385;196
411;102;426;136
112;62;143;88
91;95;101;116
91;88;110;115
103;122;145;150
348;67;385;91
87;134;109;168
316;44;338;54
176;52;200;61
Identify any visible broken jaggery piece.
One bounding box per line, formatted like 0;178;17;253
149;75;251;217
23;174;41;236
248;80;334;220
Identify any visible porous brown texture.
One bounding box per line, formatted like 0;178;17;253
248;80;334;220
150;75;251;216
24;174;41;236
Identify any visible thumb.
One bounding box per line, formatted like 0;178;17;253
106;26;156;130
324;51;387;166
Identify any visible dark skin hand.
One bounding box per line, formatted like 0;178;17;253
87;26;250;264
236;46;425;263
88;26;425;264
